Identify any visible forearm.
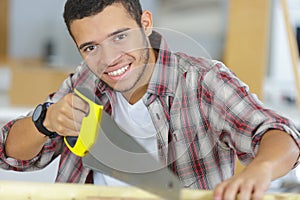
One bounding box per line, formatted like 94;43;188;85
213;130;299;200
251;129;299;179
5;117;48;161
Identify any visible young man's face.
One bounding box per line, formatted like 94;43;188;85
70;3;155;98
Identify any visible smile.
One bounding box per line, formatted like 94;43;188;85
107;65;129;77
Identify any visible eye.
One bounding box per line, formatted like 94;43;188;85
113;33;127;42
83;45;98;53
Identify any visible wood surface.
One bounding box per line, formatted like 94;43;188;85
0;0;8;60
0;181;299;200
9;61;71;106
223;0;272;99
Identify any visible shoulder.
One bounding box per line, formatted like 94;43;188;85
49;62;99;102
174;53;248;91
174;53;231;81
174;52;226;76
71;62;98;87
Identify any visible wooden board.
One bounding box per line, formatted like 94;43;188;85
223;0;272;99
9;61;71;106
0;0;8;60
0;181;299;200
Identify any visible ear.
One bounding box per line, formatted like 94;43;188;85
141;10;153;36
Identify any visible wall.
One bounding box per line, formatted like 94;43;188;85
8;0;80;68
8;0;158;69
157;0;228;60
268;0;300;82
264;0;300;120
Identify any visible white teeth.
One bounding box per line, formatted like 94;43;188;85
108;65;129;77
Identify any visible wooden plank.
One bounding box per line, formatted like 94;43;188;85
9;61;71;106
223;0;272;175
0;181;299;200
0;181;300;200
223;0;272;99
0;0;8;60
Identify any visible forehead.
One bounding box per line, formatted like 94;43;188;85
70;4;139;45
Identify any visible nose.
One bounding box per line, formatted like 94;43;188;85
100;44;123;67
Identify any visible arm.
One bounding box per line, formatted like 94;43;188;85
5;93;88;161
5;117;48;160
213;130;299;200
1;65;97;172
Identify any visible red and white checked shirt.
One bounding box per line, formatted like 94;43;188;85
1;32;300;189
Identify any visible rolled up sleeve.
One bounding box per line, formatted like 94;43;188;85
0;115;62;171
208;62;300;166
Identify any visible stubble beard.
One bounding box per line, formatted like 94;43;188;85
114;33;151;94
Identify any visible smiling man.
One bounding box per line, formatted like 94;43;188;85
1;1;300;200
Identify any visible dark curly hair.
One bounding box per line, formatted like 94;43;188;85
63;0;143;37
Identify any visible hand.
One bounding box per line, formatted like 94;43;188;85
43;93;89;137
213;162;272;200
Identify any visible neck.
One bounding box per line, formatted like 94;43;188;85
122;47;157;105
123;84;148;104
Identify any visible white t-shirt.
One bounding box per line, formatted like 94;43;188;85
93;92;158;186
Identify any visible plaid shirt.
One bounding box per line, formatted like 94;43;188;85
1;32;300;189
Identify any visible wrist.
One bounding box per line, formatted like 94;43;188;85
244;158;274;178
43;103;54;132
32;102;57;138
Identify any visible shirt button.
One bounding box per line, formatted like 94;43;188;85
156;113;161;120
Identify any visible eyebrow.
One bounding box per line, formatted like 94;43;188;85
78;28;131;50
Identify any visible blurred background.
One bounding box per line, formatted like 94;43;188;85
0;0;300;193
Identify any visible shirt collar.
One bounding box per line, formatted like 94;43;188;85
147;31;178;97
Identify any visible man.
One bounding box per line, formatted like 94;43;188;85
1;1;299;200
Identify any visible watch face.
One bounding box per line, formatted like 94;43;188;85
32;105;43;122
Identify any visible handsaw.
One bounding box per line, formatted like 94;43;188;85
64;86;181;200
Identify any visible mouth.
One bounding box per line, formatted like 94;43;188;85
103;61;134;81
107;65;130;77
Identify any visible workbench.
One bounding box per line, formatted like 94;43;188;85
0;181;299;200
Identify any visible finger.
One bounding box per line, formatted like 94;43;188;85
57;98;87;123
213;182;226;200
56;105;86;128
56;97;87;135
222;182;240;200
71;94;90;114
70;109;87;126
54;114;82;136
237;183;253;200
251;185;267;200
251;190;264;200
61;128;80;137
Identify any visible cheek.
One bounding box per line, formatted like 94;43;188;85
85;58;107;77
138;48;150;64
131;48;149;61
96;68;107;77
126;35;148;53
87;65;106;79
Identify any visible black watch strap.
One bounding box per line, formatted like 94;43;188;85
32;103;57;138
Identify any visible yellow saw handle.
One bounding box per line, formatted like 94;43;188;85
64;88;103;157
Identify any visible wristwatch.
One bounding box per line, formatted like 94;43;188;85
32;102;57;138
